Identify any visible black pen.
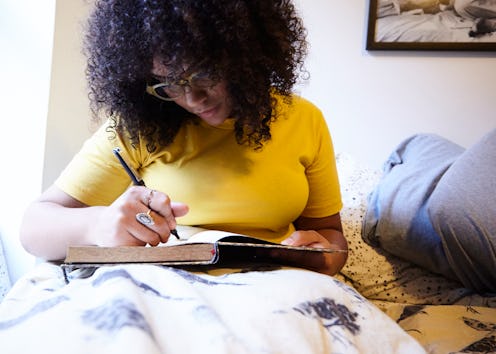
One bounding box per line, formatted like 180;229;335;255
112;147;180;240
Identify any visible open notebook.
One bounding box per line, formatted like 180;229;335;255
62;226;347;271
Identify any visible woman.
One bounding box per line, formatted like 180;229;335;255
20;0;347;276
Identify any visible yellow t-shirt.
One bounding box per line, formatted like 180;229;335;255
56;94;342;243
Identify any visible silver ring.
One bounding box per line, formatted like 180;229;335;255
145;189;155;208
136;209;155;226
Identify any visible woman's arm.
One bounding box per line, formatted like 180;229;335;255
282;213;348;276
20;185;188;261
20;185;100;261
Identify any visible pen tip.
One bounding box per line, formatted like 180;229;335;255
171;229;180;240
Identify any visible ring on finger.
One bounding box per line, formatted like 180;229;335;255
136;208;155;226
145;189;155;208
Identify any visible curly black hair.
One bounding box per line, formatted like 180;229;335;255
84;0;308;151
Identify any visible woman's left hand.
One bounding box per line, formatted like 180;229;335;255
280;230;346;276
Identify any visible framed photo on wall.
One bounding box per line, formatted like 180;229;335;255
366;0;496;51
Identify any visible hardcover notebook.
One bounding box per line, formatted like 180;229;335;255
62;227;347;271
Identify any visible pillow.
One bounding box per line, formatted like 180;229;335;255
377;0;401;17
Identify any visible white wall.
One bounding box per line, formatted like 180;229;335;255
42;0;93;189
0;0;56;282
2;0;495;281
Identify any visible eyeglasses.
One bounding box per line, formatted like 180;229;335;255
146;71;220;101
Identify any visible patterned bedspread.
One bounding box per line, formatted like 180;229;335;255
0;154;494;354
0;263;424;353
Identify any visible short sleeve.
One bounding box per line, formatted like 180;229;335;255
300;106;342;218
55;121;138;206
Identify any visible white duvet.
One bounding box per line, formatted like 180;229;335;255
0;262;425;354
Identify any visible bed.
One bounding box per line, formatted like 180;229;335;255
374;0;496;43
0;153;494;353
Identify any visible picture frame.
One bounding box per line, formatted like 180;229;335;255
366;0;496;51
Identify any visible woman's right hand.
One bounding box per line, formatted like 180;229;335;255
87;186;189;247
20;185;189;261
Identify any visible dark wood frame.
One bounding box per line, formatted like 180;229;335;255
366;0;496;51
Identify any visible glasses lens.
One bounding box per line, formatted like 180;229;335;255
190;72;219;89
147;69;220;101
159;84;183;99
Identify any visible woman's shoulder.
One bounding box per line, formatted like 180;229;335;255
273;92;323;115
272;93;325;127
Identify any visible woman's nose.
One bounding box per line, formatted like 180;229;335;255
183;86;207;106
